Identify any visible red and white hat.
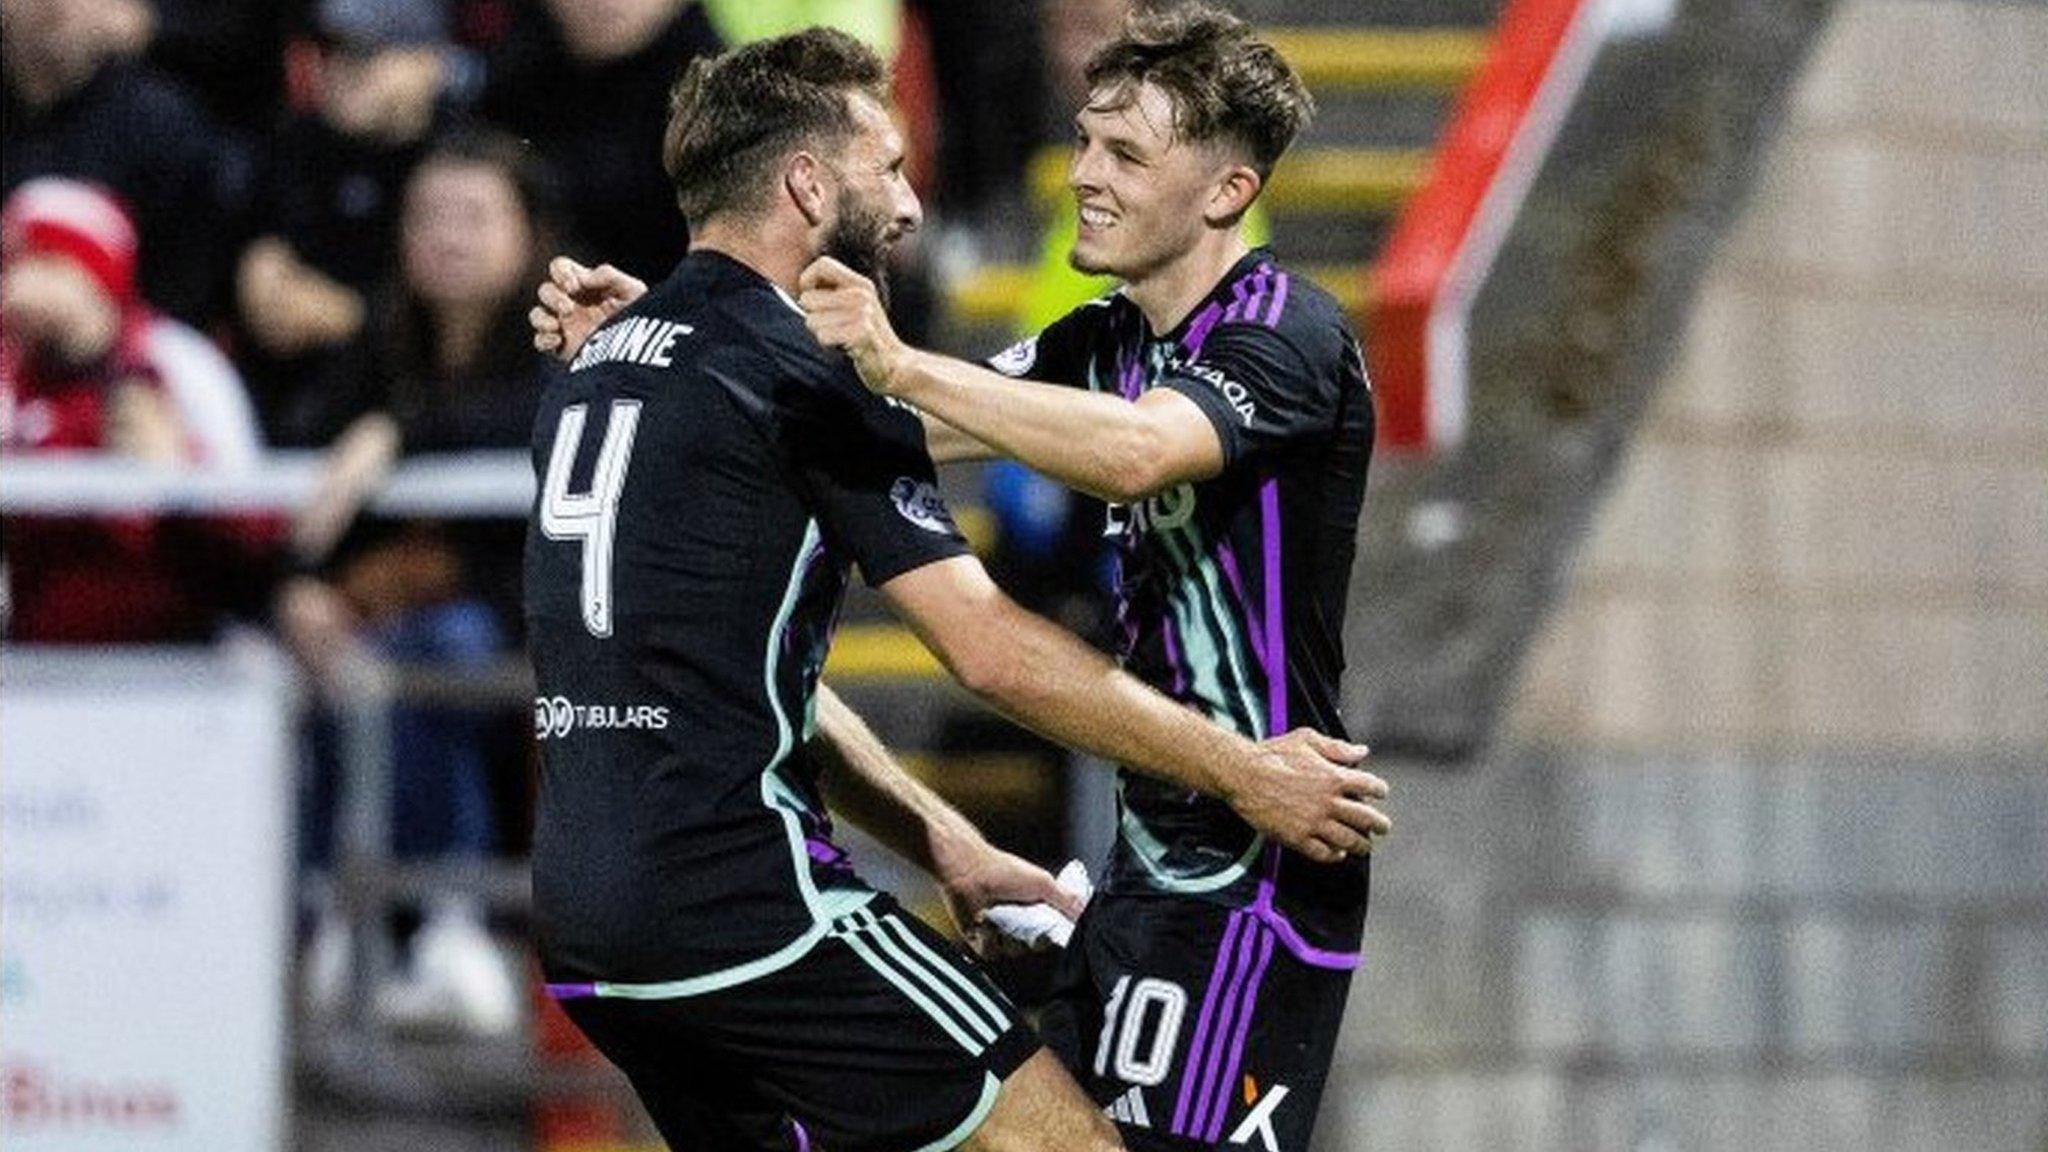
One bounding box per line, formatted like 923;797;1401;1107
0;178;140;308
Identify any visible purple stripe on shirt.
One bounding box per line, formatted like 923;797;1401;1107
1171;910;1247;1134
1118;349;1145;400
793;1119;812;1152
545;982;598;1000
805;837;846;866
1182;302;1225;355
1204;928;1279;1142
1220;270;1257;324
1260;480;1285;733
1238;268;1270;327
1186;919;1265;1138
1263;271;1291;328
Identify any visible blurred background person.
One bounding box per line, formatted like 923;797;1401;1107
0;177;272;643
481;0;722;284
234;0;470;448
278;129;563;1037
0;0;252;326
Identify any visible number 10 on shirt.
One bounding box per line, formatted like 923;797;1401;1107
540;401;641;638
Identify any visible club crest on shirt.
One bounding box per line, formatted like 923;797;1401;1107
890;477;957;536
989;335;1039;377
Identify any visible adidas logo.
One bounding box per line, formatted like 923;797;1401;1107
1105;1086;1152;1128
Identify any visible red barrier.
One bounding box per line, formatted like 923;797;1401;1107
1368;0;1597;451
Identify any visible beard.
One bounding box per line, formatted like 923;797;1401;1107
821;189;895;310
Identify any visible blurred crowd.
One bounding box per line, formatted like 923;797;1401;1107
0;0;1097;640
1;0;1129;1035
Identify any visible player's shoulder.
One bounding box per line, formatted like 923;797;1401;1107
1205;260;1354;367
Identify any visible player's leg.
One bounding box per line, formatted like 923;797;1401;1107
723;893;1119;1151
560;994;795;1151
956;1047;1121;1152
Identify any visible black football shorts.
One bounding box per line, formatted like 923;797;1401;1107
557;894;1038;1152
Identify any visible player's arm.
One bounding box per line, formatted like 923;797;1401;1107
801;257;1222;503
806;683;1082;948
528;259;1003;466
920;411;998;465
880;555;1390;864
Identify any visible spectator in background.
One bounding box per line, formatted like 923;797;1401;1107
482;0;722;284
236;0;470;447
277;130;559;1037
0;178;273;643
0;0;251;326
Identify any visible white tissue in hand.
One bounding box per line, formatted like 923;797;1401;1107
982;860;1093;948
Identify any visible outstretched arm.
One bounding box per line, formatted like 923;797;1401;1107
881;556;1390;864
799;257;1222;502
808;683;1081;950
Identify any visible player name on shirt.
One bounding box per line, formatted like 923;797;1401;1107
570;315;695;372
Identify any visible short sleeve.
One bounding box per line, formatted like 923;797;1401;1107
983;297;1114;389
1158;322;1338;469
779;364;970;587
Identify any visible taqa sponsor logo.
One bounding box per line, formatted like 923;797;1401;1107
890;478;957;536
1105;482;1196;538
533;697;671;740
0;1063;180;1130
1173;359;1256;426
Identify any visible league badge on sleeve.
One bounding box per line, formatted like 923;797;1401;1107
988;335;1039;378
890;477;959;536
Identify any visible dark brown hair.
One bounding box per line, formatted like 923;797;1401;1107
1084;3;1314;178
661;28;890;223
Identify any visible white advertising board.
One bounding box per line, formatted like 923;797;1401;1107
1;646;294;1152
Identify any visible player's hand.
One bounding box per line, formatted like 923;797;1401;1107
530;256;646;361
940;845;1086;958
797;256;908;395
1225;729;1389;864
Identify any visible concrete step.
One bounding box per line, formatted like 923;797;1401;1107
1237;0;1503;29
1313;1068;2048;1152
1262;26;1489;92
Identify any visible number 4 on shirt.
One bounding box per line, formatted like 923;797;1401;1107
540;400;641;638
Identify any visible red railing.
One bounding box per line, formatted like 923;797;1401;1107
1369;0;1605;451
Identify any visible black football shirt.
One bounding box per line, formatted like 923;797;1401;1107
988;249;1375;945
525;250;967;988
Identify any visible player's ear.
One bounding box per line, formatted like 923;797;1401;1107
785;152;831;227
1204;164;1263;227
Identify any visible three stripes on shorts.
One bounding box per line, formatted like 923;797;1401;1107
832;906;1011;1056
1171;907;1277;1142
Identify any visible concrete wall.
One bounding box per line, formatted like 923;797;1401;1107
1512;0;2048;754
1324;3;2048;1149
